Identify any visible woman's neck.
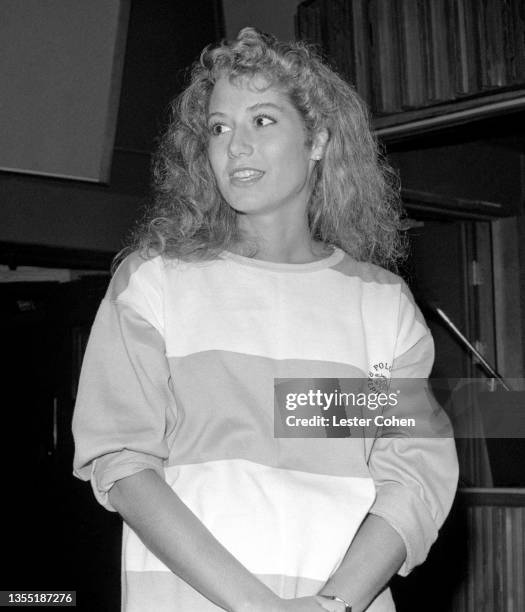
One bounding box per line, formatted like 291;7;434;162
245;240;331;264
235;212;329;264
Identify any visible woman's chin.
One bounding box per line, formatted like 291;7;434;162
227;196;268;216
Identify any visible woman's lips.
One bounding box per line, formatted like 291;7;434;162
229;167;265;186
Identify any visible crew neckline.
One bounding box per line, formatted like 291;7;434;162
219;246;345;272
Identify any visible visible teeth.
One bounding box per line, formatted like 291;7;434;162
232;169;261;179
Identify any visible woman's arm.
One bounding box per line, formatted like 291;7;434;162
109;469;337;612
109;469;278;612
319;281;458;611
318;514;406;612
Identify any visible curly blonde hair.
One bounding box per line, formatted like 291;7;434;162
132;27;405;268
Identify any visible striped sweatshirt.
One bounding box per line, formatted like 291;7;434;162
72;247;458;612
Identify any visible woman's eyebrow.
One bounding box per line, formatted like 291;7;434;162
207;102;285;120
207;111;226;120
247;102;285;112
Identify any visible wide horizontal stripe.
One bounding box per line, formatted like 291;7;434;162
124;459;375;582
123;570;396;611
164;350;373;477
123;571;325;610
107;252;428;367
122;571;324;612
108;252;421;368
160;260;400;363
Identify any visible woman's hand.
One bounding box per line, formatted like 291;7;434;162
314;596;348;612
282;596;346;611
249;595;346;612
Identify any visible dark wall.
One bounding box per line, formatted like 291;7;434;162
115;0;223;153
390;140;522;214
0;0;223;258
386;111;525;217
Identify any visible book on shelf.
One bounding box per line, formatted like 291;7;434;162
474;0;490;89
502;0;518;84
419;0;436;104
349;0;372;106
510;0;525;84
322;0;356;88
481;0;506;88
398;0;426;108
369;0;403;113
428;0;455;102
295;0;322;48
449;0;480;96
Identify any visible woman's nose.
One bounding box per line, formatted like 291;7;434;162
227;127;254;158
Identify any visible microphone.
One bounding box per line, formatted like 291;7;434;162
417;295;511;391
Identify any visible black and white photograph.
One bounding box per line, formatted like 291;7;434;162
1;1;525;611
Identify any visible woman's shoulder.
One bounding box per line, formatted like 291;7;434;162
333;251;405;289
107;249;166;303
108;249;223;302
335;253;427;344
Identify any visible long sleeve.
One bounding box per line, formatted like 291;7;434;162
367;281;459;576
72;255;177;511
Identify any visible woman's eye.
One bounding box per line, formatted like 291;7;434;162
254;115;275;127
209;123;231;136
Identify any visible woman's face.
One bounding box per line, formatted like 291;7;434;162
207;75;324;221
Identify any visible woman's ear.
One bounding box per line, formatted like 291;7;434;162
310;128;329;161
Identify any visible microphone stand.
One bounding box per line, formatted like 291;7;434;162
427;303;511;391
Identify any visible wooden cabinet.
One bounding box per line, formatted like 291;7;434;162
391;489;525;612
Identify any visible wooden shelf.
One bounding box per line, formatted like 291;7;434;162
373;88;525;142
401;189;505;220
459;487;525;506
0;241;114;271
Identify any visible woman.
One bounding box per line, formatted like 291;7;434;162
73;28;458;612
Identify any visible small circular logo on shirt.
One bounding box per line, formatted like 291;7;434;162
368;361;392;393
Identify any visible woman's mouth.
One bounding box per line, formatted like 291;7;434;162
229;168;265;186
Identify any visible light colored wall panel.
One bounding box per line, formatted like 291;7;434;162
0;0;129;182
